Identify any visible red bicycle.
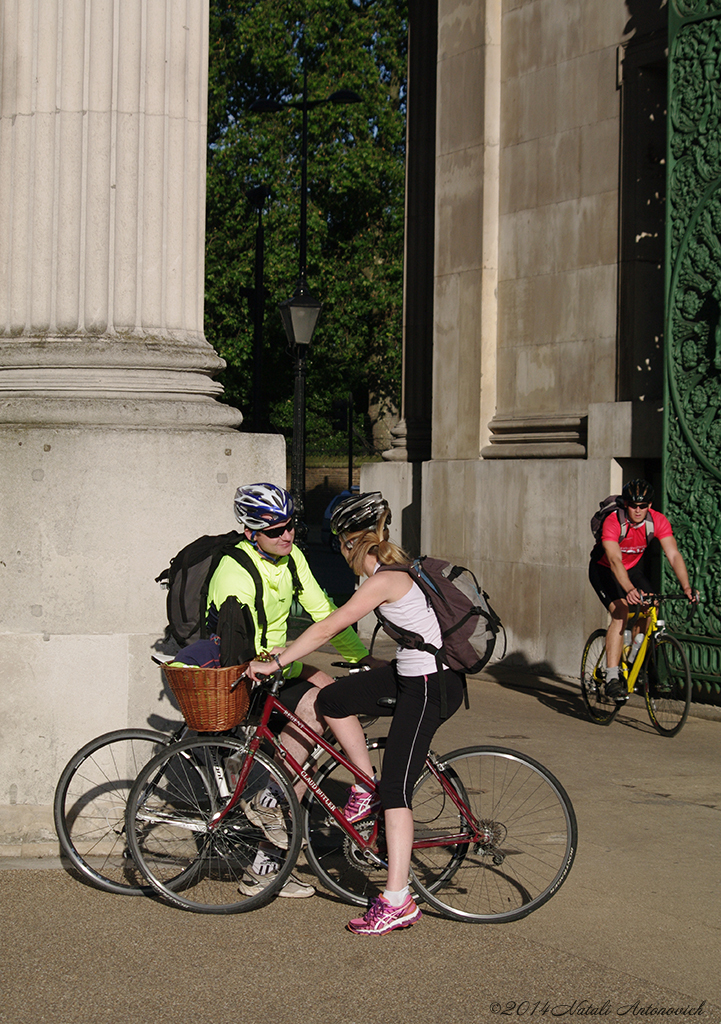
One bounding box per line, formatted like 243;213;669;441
124;670;577;922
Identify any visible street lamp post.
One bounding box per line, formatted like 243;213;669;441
251;72;360;537
247;184;271;432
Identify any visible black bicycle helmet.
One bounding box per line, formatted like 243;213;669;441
233;483;294;530
622;478;654;507
330;491;390;536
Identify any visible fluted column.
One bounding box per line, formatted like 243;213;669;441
0;0;241;429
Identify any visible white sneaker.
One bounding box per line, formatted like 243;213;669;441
238;870;314;899
240;792;289;849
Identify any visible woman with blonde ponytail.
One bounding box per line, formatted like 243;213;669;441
247;492;465;936
341;503;408;576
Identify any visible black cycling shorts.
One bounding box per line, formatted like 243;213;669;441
588;556;652;610
316;662;464;810
269;679;314;733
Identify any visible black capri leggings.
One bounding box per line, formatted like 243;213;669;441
316;662;464;810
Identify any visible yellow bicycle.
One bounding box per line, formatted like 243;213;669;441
580;594;694;737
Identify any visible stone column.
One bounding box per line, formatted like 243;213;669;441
0;0;240;429
0;0;284;852
433;0;501;461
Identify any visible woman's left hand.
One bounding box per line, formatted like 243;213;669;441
245;660;268;682
246;650;286;682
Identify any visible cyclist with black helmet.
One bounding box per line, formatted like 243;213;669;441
246;491;465;935
588;478;696;701
207;483;373;898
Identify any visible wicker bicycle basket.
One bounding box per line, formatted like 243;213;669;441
162;663;252;732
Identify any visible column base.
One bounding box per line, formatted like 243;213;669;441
481;414;587;458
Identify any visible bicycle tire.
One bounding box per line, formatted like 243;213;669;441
580;628;621;725
302;738;388;907
409;746;577;924
53;729;172;895
125;737;302;913
644;634;692;737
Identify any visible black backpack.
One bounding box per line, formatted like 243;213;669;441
374;557;505;716
590;496;654;553
156;532;301;649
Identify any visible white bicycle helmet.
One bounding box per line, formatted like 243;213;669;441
330;491;390;536
233;483;295;531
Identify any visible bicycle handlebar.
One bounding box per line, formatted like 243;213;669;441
230;666;284;692
635;591;700;605
626;592;700;626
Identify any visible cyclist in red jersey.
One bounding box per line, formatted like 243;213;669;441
588;479;696;700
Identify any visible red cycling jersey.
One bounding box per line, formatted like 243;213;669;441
597;508;673;570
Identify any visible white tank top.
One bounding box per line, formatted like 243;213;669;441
381;578;445;676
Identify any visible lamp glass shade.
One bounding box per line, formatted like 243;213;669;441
279;290;322;347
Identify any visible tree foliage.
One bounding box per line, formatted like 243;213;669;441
205;0;407;454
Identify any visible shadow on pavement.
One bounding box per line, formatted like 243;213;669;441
484;657;665;735
483;656;587;722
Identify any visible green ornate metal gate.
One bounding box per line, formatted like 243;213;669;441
666;0;721;703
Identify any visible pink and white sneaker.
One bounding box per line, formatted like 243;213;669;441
347;894;422;935
343;786;382;824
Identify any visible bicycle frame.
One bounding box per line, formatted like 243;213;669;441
209;679;384;858
207;676;483;859
622;602;661;694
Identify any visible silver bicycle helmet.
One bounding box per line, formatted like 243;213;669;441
233;483;295;531
330;491;390;536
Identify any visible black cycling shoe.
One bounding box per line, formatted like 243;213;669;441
604;675;628;702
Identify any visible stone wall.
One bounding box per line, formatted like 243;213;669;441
0;427;285;854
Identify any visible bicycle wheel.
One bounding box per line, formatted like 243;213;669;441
580;628;621;725
409;746;577;923
125;737;302;913
54;729;172;895
644;634;692;737
303;739;387;907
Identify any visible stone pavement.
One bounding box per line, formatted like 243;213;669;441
1;642;719;1024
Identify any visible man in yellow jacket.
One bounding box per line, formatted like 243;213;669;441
207;482;371;898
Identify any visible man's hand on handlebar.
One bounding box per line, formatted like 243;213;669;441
625;587;645;606
359;654;389;670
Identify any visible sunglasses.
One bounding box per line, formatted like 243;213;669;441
627;503;649;510
261;519;295;537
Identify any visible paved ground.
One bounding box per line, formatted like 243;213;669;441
1;640;719;1024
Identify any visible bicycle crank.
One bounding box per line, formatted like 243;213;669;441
343;819;387;872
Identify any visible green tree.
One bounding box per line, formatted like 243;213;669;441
205;0;407;454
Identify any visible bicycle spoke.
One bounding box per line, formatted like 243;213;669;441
126;739;301;913
581;629;621;725
410;747;577;923
54;730;171;895
303;739;387;907
645;634;692;737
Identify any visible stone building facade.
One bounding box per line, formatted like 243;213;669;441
367;0;719;698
